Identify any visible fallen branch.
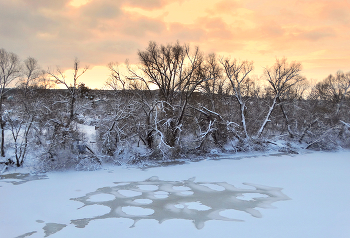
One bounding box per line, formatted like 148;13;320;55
299;118;318;143
340;120;350;128
306;126;341;149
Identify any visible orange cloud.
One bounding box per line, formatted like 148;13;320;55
208;0;242;14
296;27;336;41
1;0;349;89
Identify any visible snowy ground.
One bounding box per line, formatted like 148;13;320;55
1;151;350;238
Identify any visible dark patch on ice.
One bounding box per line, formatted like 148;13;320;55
157;160;187;166
15;231;37;238
0;173;48;185
71;176;290;229
137;152;299;169
43;223;67;237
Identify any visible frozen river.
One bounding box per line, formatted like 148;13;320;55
1;151;350;238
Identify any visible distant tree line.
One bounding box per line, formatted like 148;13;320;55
0;42;349;170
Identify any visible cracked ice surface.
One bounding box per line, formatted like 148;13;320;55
70;176;290;229
0;173;47;185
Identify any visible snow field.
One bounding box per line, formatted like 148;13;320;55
0;151;349;238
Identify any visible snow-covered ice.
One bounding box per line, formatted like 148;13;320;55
1;151;350;237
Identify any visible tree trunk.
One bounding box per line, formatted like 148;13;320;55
0;99;4;157
1;120;5;157
256;96;277;138
239;101;249;139
276;97;294;138
69;94;75;123
165;121;177;148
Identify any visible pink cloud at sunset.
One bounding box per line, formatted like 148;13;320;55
0;0;349;88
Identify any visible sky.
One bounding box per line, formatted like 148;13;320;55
1;0;350;89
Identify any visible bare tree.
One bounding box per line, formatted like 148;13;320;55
39;58;91;165
5;108;34;167
312;71;350;115
221;58;254;140
200;54;225;95
197;53;227;113
99;63;138;156
257;58;305;138
19;57;42;92
47;58;89;125
333;72;350;115
8;57;44;166
127;41;211;148
105;60;159;153
106;62;127;91
97;99;136;156
0;49;22;157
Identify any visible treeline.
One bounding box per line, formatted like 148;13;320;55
0;42;349;170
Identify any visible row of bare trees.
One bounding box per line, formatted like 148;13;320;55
1;42;350;169
0;48;93;168
105;43;307;152
99;41;349;158
0;49;45;166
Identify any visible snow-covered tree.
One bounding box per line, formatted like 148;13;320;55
47;58;89;125
257;58;305;139
0;49;22;157
127;41;212;150
221;58;254;141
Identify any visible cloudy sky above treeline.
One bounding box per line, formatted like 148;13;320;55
1;0;349;88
